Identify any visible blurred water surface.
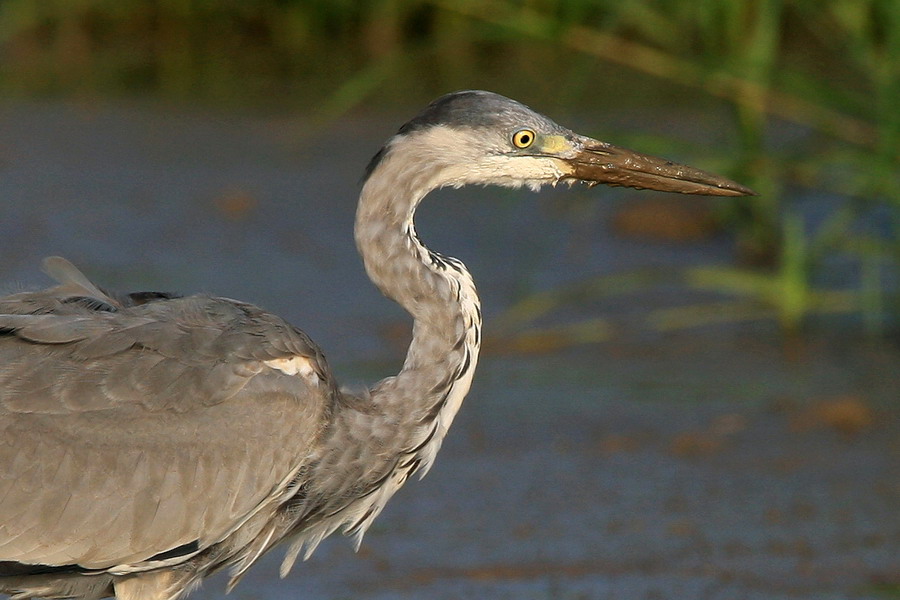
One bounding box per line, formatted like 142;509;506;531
0;101;897;600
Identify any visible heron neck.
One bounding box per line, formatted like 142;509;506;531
354;158;482;470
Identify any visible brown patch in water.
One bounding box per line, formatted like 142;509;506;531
213;189;258;221
670;413;748;458
789;395;875;436
597;432;644;455
611;196;718;242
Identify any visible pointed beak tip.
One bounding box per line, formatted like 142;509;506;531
710;182;758;197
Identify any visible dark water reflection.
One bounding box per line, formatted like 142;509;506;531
1;101;897;599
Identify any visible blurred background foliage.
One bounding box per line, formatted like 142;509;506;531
1;0;897;338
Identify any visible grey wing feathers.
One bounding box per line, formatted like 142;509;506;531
41;257;110;303
0;258;336;571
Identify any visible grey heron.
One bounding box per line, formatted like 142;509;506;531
0;90;754;600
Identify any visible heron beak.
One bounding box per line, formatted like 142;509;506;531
563;138;757;197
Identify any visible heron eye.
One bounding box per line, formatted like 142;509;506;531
512;129;536;149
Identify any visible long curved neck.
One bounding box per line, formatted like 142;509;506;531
354;144;482;471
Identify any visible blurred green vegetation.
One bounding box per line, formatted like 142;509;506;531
1;0;897;338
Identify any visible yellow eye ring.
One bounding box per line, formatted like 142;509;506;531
512;129;536;149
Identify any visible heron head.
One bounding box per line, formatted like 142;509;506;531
365;90;755;197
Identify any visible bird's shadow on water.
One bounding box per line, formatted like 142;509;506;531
1;101;897;600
